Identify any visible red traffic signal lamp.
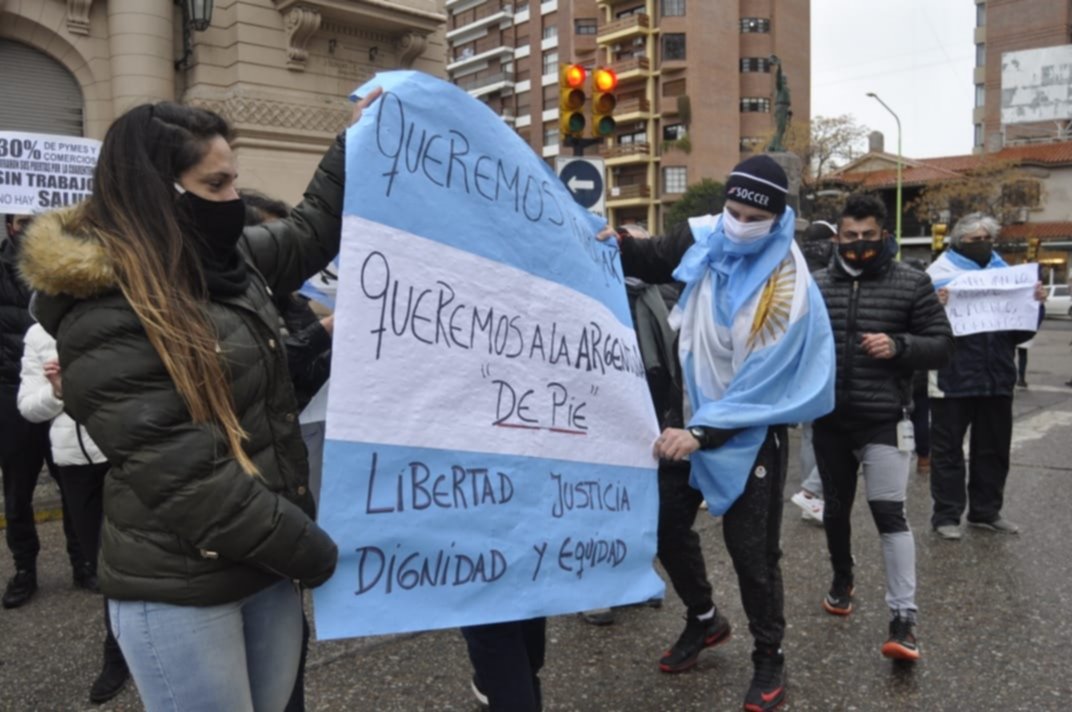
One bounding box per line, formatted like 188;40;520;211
591;67;618;138
560;64;587;138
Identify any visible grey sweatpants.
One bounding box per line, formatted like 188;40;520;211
813;434;917;616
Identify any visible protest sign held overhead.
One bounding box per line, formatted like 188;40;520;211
312;71;664;640
0;132;100;213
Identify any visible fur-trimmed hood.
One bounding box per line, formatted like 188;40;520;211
18;207;118;299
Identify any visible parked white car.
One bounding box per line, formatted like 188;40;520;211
1045;284;1072;318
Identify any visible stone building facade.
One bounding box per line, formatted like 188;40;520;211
0;0;447;203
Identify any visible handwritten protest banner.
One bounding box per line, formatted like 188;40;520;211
312;72;664;639
0;132;100;214
944;263;1040;336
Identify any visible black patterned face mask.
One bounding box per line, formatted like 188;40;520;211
838;239;883;265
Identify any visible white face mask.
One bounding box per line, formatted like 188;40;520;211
722;210;774;243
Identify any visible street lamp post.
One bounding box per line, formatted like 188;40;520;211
866;92;902;255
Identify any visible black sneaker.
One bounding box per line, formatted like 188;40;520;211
658;612;731;673
881;614;920;661
89;656;129;704
73;562;100;593
2;569;37;609
821;575;854;616
743;648;786;711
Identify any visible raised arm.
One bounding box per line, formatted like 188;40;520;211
618;221;695;284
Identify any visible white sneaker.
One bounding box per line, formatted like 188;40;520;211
934;524;963;540
791;490;824;524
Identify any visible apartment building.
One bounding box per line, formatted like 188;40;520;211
973;0;1072;151
445;0;810;229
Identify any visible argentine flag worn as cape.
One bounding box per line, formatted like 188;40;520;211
671;208;835;515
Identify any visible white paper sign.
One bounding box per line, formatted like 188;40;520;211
944;264;1039;336
0;131;100;214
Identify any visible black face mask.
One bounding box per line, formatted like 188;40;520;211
957;241;993;268
176;189;246;258
838;239;884;266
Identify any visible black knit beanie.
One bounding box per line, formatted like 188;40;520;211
725;155;789;215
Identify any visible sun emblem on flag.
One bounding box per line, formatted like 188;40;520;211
748;256;796;349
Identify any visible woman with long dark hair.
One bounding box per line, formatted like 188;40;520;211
18;92;379;710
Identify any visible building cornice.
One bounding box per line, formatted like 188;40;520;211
272;1;444;71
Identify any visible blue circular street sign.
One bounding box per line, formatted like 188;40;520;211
559;159;604;209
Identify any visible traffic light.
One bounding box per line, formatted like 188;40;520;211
559;64;587;139
591;67;618;138
1026;236;1041;262
931;223;947;254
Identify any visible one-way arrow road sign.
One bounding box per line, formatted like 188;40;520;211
556;157;605;216
567;176;595;192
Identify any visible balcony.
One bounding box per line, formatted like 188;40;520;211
456;70;515;98
615;97;652;121
601;142;655;165
447;44;516;73
447;3;513;42
606;183;652;207
597;13;651;45
609;55;651;82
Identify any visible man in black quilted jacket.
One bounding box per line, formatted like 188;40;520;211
811;194;953;663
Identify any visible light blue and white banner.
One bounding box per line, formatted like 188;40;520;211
313;71;663;640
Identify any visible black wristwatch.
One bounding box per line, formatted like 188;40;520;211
688;427;707;448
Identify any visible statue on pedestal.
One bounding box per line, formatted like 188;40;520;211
766;55;792;153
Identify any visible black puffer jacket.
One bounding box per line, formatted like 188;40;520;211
0;238;33;391
0;237;39;454
18;135;346;606
813;253;954;429
935;328;1035;398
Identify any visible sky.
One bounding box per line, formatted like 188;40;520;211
811;0;976;160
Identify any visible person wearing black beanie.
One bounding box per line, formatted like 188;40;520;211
600;155;837;712
724;154;789;217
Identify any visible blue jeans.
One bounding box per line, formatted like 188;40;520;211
109;579;302;712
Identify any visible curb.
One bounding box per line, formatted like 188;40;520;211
0;497;66;530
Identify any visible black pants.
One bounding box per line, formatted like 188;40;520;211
719;425;788;651
55;462;125;671
1017;348;1028;382
656;461;713;618
930;396;1013;527
911;391;931;458
55;462;108;574
1;418;81;572
461;617;545;712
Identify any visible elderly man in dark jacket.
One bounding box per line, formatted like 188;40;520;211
926;213;1046;539
812;194;953;663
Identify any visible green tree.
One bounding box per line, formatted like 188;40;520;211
664;179;725;231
